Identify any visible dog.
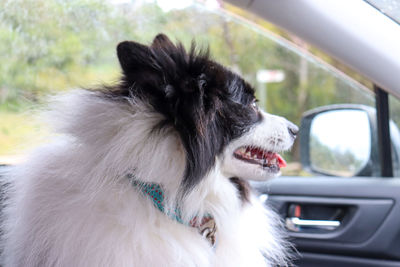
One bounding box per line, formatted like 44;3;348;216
1;34;298;267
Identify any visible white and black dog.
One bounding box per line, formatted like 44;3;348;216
1;34;298;267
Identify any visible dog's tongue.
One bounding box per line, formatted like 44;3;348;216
276;154;287;168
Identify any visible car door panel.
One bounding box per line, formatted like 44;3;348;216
297;252;400;267
267;195;393;243
252;177;400;265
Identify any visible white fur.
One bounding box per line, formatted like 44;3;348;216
1;90;292;267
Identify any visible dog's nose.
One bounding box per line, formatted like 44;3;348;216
287;122;299;139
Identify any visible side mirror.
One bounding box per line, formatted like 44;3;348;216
300;104;380;177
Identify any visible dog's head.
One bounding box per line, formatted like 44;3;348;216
112;34;297;191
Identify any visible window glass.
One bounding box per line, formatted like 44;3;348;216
365;0;400;24
0;0;375;176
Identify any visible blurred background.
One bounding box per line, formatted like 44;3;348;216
1;0;393;175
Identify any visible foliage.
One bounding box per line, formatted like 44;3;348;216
0;0;376;166
0;111;51;157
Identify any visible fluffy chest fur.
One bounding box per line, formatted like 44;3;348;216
3;158;283;267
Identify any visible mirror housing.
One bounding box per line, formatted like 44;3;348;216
300;104;380;177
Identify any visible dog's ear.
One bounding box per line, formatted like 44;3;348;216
117;34;175;74
151;33;175;50
116;35;187;101
116;41;156;73
116;40;166;97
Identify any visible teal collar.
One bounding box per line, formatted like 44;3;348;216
131;179;217;247
131;180;184;223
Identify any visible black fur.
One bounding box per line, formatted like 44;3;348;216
106;34;261;192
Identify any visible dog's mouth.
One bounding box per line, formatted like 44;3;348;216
233;146;287;173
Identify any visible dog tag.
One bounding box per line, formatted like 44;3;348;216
199;217;217;247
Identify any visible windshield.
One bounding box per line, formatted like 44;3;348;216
365;0;400;24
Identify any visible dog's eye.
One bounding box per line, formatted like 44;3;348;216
251;100;258;111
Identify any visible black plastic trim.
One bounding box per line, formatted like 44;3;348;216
374;85;393;177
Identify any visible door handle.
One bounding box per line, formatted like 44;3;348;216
285;217;341;232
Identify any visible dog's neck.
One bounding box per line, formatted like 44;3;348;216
131;178;217;247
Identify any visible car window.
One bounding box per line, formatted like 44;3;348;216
0;0;376;177
365;0;400;24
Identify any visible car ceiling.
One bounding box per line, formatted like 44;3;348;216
225;0;400;99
